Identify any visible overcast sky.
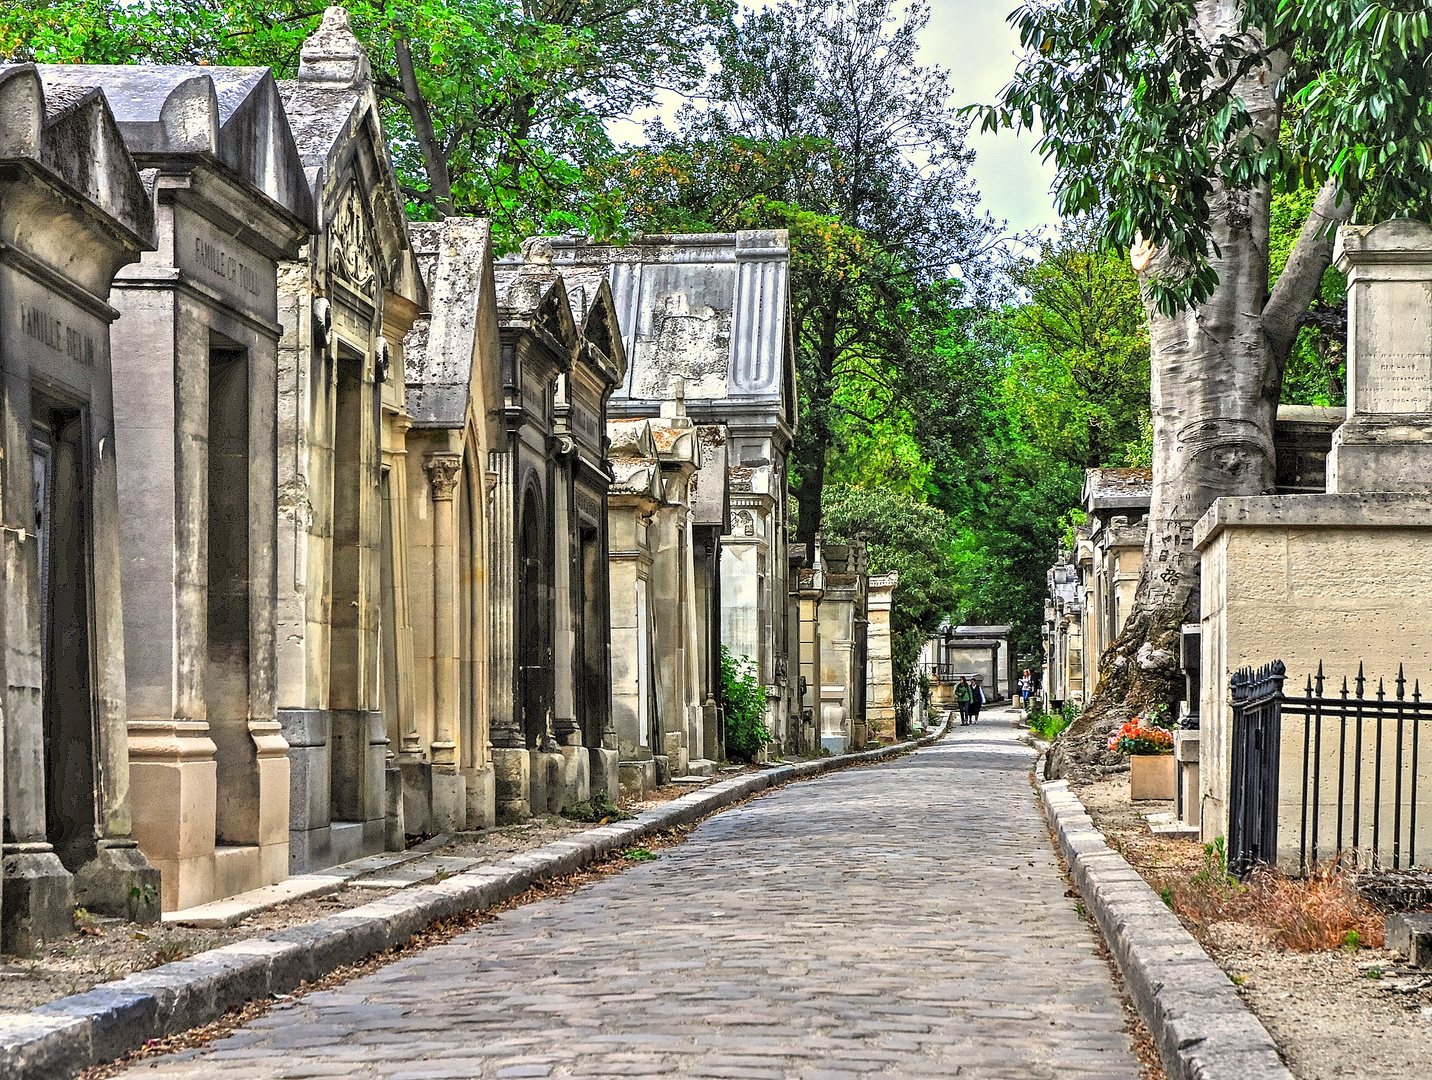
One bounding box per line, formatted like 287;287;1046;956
923;0;1060;236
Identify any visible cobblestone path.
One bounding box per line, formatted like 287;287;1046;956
130;715;1141;1079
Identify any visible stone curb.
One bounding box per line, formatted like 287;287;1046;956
1036;769;1295;1080
1;724;949;1080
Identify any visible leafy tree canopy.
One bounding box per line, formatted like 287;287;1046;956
977;0;1432;311
0;0;732;246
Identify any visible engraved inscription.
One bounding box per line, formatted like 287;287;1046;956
193;237;263;297
21;304;94;366
1364;352;1432;412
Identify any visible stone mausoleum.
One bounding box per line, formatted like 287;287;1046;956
38;63;313;913
275;10;427;872
1196;219;1432;869
0;64;160;954
548;232;802;753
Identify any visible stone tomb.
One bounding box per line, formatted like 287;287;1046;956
547;232;801;753
490;241;624;821
401;218;505;833
606;419;662;797
39;65;312;912
0;65;160;952
865;571;899;740
1196;219;1432;868
276;9;427;872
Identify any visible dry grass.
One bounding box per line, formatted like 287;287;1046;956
1158;848;1384;952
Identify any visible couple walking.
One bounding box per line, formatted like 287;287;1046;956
955;676;984;725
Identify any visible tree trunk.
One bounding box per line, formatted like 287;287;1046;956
1049;2;1349;777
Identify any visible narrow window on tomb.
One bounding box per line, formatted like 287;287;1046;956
330;345;367;823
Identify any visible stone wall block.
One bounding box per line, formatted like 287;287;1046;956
590;747;620;800
492;747;531;824
465;764;497;830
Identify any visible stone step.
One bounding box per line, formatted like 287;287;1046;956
668;774;714;787
162;835;452;927
350;854;482;889
1387;913;1432;968
1149;822;1200;840
686;759;716;777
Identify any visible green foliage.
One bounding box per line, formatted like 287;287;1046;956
978;2;1432;313
1192;838;1234;890
0;0;732;247
1026;700;1072;742
925;222;1151;656
622;847;658;861
819;482;959;697
721;647;770;762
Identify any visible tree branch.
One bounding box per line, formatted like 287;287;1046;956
395;35;455;217
1263;177;1354;372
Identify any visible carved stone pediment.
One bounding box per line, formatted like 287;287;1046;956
329;181;377;297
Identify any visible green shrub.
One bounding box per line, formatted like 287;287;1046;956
1027;699;1072;741
721;647;770;761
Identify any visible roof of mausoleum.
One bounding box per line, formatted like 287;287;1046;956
538;232;797;433
37;63;312;226
0;64;155;256
404;218;500;431
1082;467;1154;514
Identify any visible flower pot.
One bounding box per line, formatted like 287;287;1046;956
1129;753;1175;801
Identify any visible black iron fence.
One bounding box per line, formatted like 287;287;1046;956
1229;660;1432;876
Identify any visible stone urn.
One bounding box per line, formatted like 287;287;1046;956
1130;753;1176;801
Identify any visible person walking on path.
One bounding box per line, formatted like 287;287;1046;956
968;677;985;723
1019;669;1034;711
955;676;973;725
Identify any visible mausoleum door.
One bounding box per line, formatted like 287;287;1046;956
579;523;605;750
518;487;550;750
207;346;254;845
33;401;98;871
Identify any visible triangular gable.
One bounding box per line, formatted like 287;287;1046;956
575;275;627;391
278;7;417;310
405;218;501;448
0;64;154;253
35;64;312;226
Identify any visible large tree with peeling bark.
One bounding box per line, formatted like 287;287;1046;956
978;0;1432;769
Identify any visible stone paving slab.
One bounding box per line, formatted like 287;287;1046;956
350;856;485;890
1039;772;1296;1080
163;837;455;928
112;720;1142;1080
1;731;949;1080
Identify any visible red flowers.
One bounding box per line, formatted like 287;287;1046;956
1108;720;1174;756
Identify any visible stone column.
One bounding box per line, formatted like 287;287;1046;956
488;447;529;822
424;453;465;830
866;572;899;740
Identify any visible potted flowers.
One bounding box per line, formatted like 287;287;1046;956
1109;710;1175;801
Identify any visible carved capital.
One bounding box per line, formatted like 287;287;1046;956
425;453;462;501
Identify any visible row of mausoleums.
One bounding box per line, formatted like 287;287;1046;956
1044;219;1432;875
0;8;898;954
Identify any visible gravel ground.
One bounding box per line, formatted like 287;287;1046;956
1073;773;1432;1080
